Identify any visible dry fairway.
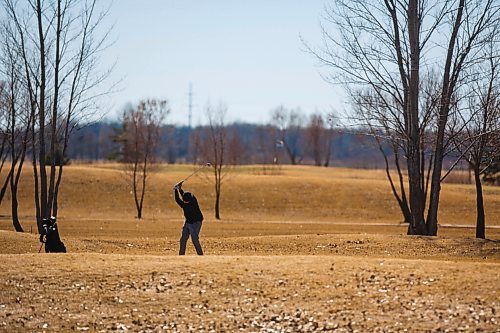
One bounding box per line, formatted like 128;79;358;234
0;164;499;225
0;164;499;332
0;254;498;332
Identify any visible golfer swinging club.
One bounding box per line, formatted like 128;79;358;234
173;181;204;255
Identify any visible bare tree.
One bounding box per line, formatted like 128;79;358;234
227;127;245;165
3;0;115;233
254;125;273;165
448;41;500;239
271;106;304;165
305;113;325;166
426;0;500;235
309;0;499;235
482;150;499;184
119;100;168;219
0;81;13;206
351;73;440;224
305;112;336;166
201;103;230;220
0;32;33;232
323;114;336;167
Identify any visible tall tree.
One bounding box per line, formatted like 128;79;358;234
0;81;13;207
3;0;115;232
323;114;336;167
202;103;230;220
309;0;499;235
305;113;336;167
448;40;500;239
119;100;168;219
271;106;304;165
425;0;499;235
305;113;326;166
0;34;32;232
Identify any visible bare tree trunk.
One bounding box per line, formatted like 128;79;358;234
0;136;10;205
138;155;148;219
10;146;28;233
32;116;41;233
10;178;23;232
473;167;485;239
426;0;465;236
0;170;13;205
133;158;141;219
323;128;333;167
406;0;426;235
9;144;23;232
36;0;48;221
394;150;411;223
47;0;62;217
376;137;411;223
215;174;221;220
137;201;142;219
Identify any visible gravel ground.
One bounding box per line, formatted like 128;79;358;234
1;254;499;332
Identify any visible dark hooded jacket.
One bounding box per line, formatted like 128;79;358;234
175;188;204;223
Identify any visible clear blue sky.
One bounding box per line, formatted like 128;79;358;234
102;0;343;125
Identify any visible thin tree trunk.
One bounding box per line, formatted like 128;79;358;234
36;0;48;220
474;168;485;239
11;6;41;232
9;122;30;233
7;60;23;232
47;0;62;218
10;180;23;232
10;148;28;233
377;137;411;223
426;0;465;236
215;181;221;220
0;135;9;178
214;164;221;220
324;129;333;167
32;115;41;233
0;170;13;205
53;0;91;217
394;150;411;223
137;204;142;219
9;147;23;232
12;146;27;227
133;159;141;218
138;155;148;220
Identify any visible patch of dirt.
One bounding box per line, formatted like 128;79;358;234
0;254;498;332
2;229;499;262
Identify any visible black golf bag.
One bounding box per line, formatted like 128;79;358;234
40;217;67;253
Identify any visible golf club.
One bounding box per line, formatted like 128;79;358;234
175;162;211;187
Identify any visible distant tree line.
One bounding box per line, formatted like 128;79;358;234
69;117;389;168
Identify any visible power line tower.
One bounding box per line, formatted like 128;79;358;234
188;83;193;128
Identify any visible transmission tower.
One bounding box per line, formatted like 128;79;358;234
188;83;193;128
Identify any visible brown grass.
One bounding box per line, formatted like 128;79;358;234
1;164;499;226
0;164;499;332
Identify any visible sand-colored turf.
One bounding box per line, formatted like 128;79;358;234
0;164;498;225
0;164;499;332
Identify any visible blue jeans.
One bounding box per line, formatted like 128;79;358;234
179;221;203;255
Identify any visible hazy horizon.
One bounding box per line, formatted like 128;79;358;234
100;0;345;126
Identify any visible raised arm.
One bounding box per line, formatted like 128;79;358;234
174;185;185;208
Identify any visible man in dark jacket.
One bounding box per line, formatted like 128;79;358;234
174;181;204;255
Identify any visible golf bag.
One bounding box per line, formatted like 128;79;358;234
40;217;66;253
